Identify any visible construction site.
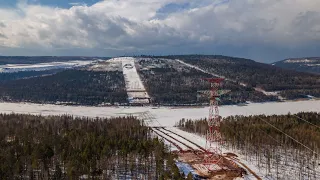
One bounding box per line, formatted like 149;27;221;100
151;126;249;179
145;78;253;179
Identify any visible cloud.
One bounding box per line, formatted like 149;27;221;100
69;2;87;6
0;0;319;61
0;22;6;27
0;33;7;39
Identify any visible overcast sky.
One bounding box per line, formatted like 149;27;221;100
0;0;320;63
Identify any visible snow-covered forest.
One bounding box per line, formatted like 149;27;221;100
0;114;184;179
176;112;320;179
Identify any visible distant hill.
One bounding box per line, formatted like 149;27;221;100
0;55;319;106
0;56;111;65
158;55;320;99
272;57;320;74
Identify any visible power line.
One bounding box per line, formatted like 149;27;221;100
240;105;320;157
223;107;283;146
290;113;320;130
230;82;320;130
222;80;320;155
183;60;320;156
222;107;320;174
182;59;320;130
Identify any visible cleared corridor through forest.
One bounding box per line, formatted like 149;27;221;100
118;57;150;104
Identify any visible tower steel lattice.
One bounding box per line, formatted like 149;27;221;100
201;78;225;171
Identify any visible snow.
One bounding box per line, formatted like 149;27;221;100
176;59;224;79
166;127;269;179
0;100;319;127
152;128;189;150
119;57;150;104
253;87;284;99
232;158;268;180
166;127;206;147
306;63;320;66
87;59;122;72
155;128;202;151
0;60;94;73
285;59;317;63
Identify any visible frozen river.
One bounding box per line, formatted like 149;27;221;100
0;100;319;126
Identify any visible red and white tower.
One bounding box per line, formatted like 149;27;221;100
201;78;225;171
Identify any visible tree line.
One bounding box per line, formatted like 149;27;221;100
0;113;185;180
0;70;127;105
0;70;63;82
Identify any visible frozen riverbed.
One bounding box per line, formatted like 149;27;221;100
0;100;319;126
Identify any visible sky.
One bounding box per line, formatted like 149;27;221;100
0;0;320;63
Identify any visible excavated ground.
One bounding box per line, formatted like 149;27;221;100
175;151;246;179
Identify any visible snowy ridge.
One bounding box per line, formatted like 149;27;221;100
0;60;94;73
285;59;317;63
274;58;320;74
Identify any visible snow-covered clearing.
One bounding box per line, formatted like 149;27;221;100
119;57;150;104
87;58;122;71
152;128;190;150
155;128;202;151
253;87;284;99
0;60;94;73
0;100;319;127
176;59;224;79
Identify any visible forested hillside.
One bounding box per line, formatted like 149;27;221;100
136;58;276;105
0;70;127;105
176;112;320;179
273;57;320;74
148;55;320;100
0;55;318;106
0;114;183;180
0;69;63;82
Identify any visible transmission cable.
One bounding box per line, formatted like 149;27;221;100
230;81;320;130
239;105;320;157
184;59;320;130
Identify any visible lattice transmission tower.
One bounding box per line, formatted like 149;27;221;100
198;78;230;171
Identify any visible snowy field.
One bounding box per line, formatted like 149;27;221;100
0;100;319;127
87;58;122;72
0;60;94;73
119;57;150;104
